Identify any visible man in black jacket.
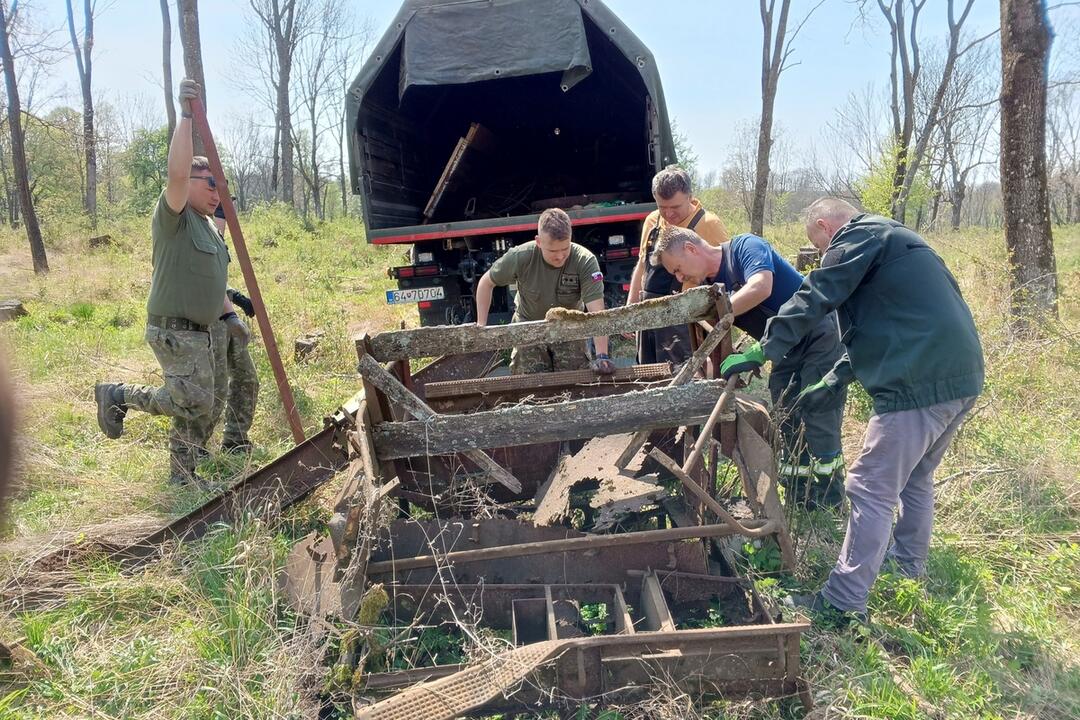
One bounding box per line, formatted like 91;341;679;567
721;197;984;624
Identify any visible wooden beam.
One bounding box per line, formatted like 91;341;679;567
365;521;773;575
371;380;737;460
422;363;671;399
363;284;724;362
357;354;522;493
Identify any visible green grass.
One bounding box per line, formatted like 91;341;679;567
0;208;1078;718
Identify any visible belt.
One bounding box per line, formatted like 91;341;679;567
147;314;209;333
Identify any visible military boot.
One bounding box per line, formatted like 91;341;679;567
220;438;253;455
95;383;127;439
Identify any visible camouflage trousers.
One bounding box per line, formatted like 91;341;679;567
510;340;590;375
209;320;259;447
123;325;218;480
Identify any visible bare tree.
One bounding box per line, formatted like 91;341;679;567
1048;84;1079;223
912;37;1000;230
247;0;311;206
176;0;205;154
159;0;175;138
334;14;372;216
1000;0;1057;324
292;0;342;220
0;0;46;273
221;114;268;210
750;0;822;235
723;118;759;223
808;84;889;200
64;0;96;224
864;0;979;223
935;41;999;229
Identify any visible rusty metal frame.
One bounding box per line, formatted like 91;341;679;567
351;570;810;718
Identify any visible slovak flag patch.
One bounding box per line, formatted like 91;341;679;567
591;271;604;283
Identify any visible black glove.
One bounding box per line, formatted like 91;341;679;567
228;289;255;317
221;311;251;346
796;372;846;413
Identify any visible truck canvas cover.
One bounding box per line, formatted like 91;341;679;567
399;0;593;97
347;0;677;237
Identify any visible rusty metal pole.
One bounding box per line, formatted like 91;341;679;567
189;97;305;444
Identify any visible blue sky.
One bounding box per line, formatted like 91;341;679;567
32;0;1077;175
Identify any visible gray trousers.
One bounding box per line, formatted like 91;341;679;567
822;395;977;613
768;314;845;460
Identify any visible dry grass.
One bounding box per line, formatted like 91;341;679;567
0;211;1078;718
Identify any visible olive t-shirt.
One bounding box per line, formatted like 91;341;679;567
146;192;230;327
488;242;604;321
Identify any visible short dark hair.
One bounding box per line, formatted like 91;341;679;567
650;224;705;267
651;165;692;199
537;207;572;241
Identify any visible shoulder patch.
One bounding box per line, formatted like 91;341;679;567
821;247;844;267
591;271;604;283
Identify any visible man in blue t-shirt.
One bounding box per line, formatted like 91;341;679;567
650;225;847;505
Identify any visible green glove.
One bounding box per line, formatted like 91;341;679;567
719;341;765;379
796;374;841;412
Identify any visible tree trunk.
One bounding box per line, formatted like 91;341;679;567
177;0;206;155
66;0;97;225
951;182;965;230
338;111;348;216
0;2;47;273
751;0;791;237
1000;0;1057;324
309;103;322;220
277;53;294;205
270;120;280;196
160;0;176;138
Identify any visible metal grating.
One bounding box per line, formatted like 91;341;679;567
356;640;563;720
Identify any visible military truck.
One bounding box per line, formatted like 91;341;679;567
347;0;677;326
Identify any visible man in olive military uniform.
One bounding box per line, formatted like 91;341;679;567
211;203;260;454
721;198;984;624
650;225;846;505
94;78;246;485
475;208;615;375
627;165;729;364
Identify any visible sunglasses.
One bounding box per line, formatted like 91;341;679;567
190;175;220;189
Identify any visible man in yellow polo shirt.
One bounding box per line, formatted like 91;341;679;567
627;165;729;364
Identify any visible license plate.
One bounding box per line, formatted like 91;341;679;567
385;286;446;304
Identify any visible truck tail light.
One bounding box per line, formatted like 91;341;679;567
622;284;631;292
392;264;441;279
418;301;433;309
605;248;631;260
631;247;640;256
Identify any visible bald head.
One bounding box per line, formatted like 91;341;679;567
803;197;859;251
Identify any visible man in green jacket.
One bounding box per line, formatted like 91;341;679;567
721;197;984;624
